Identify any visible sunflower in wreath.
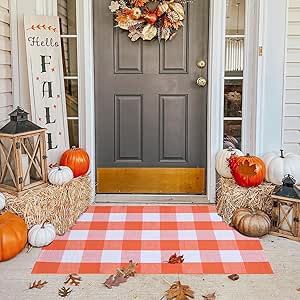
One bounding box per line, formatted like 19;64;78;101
109;0;186;42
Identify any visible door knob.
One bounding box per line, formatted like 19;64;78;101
196;77;207;87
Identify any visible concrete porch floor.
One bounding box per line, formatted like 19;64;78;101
0;235;300;300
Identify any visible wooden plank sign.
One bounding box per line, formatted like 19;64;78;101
24;16;69;166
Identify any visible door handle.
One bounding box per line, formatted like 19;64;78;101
196;77;207;87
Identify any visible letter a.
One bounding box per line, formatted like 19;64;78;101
42;81;53;98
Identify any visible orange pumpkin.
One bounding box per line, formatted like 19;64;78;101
60;147;90;178
229;154;266;187
0;212;27;261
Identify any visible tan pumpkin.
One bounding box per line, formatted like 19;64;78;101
232;208;271;237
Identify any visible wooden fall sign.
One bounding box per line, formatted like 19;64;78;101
24;16;69;166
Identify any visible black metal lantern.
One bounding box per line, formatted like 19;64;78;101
0;107;48;196
270;175;300;241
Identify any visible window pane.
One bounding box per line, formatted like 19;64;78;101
226;0;245;35
58;0;77;35
225;37;244;76
61;38;78;76
68;119;79;147
65;79;78;117
224;120;242;149
224;80;243;117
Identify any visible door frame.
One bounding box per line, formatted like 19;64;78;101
77;0;227;202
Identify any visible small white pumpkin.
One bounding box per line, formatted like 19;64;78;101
263;150;300;185
216;147;244;178
48;166;73;185
28;221;56;248
0;192;5;210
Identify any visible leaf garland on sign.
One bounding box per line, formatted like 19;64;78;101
58;287;72;298
64;273;82;286
29;280;48;290
165;281;194;300
168;253;184;264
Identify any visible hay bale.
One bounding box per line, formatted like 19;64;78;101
216;177;275;224
4;176;93;235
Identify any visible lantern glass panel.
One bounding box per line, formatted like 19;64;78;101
0;137;18;189
19;135;44;187
279;202;294;232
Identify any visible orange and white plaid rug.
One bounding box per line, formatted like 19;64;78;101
32;205;273;274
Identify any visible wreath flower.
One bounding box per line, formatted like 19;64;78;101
109;0;186;42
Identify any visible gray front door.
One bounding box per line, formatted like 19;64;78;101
94;0;209;194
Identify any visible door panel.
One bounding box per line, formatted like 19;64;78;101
115;95;143;161
94;0;209;193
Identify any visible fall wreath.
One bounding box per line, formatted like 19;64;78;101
109;0;186;41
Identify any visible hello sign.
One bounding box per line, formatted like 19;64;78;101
24;16;69;166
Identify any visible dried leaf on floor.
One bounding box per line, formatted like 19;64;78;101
228;274;239;281
297;288;300;292
64;273;82;286
118;260;138;278
28;280;48;290
168;253;184;264
103;260;137;289
58;287;72;298
202;292;216;300
104;274;127;289
165;280;194;300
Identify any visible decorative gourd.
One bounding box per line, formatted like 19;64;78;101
232;208;271;237
48;166;74;185
0;212;27;261
60;147;90;178
28;221;56;248
0;192;5;210
263;150;300;185
229;154;266;187
216;147;244;178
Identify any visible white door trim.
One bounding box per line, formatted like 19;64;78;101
207;0;226;202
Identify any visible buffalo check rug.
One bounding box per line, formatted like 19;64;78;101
32;205;273;274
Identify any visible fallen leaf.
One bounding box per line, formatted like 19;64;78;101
166;281;194;300
228;274;239;281
297;288;300;292
168;253;184;264
58;287;72;298
64;273;82;286
118;260;138;277
103;274;127;289
29;280;48;290
202;292;216;300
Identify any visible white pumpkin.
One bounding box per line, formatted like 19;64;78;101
48;166;73;185
216;147;244;178
0;192;5;210
28;221;56;248
263;150;300;185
